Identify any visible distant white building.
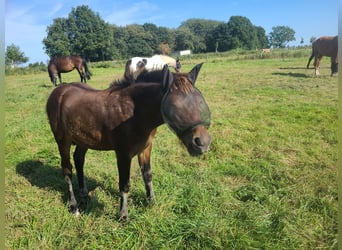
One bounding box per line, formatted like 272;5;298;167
172;50;191;57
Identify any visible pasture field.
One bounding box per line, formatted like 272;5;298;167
5;53;337;249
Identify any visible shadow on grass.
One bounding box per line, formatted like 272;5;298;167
278;66;308;70
15;160;149;218
15;160;110;215
273;66;312;78
272;72;309;78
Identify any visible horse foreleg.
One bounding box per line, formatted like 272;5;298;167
138;143;155;204
58;140;80;215
116;152;132;221
73;146;89;198
330;57;338;76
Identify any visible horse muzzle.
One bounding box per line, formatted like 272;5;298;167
180;125;211;156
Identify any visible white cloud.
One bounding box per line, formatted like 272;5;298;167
105;1;161;25
5;4;49;63
46;3;63;18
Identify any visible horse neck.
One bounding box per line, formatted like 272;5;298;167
110;83;165;128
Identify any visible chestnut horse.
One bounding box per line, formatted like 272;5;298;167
46;64;211;221
47;55;92;86
306;36;338;76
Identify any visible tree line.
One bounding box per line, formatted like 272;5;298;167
42;5;297;62
6;5;297;66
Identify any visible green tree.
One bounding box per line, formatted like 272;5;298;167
226;16;259;50
5;44;29;67
179;19;222;53
207;23;230;52
269;26;296;48
43;5;114;61
43;18;70;57
255;26;269;49
111;25;128;58
143;23;175;54
206;16;268;52
124;24;154;56
174;27;196;51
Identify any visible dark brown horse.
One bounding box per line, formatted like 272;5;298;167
306;36;338;76
47;55;92;86
46;64;211;221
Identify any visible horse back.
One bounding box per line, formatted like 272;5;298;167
313;36;338;57
48;56;83;73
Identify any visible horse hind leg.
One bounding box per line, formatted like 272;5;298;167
314;56;322;76
51;76;57;86
50;73;57;86
57;140;80;215
73;146;89;199
58;73;62;84
138;143;155;204
77;68;86;83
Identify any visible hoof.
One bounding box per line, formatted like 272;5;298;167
147;197;155;206
69;205;81;217
118;214;128;222
78;196;90;211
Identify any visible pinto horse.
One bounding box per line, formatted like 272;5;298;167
126;55;181;79
47;55;92;86
46;63;211;221
306;36;338;76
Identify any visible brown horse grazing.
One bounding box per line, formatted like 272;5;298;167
47;55;92;86
306;36;338;76
46;64;211;221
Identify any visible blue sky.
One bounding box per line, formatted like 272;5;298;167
5;0;338;64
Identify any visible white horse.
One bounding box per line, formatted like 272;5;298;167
126;55;181;79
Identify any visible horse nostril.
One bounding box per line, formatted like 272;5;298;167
194;137;203;147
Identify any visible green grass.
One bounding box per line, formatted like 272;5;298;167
5;53;337;249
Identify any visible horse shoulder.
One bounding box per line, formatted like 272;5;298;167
101;91;135;130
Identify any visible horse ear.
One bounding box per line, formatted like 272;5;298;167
188;62;204;85
162;64;174;92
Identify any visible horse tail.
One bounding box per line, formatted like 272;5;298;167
307;42;315;69
47;63;57;86
82;58;92;80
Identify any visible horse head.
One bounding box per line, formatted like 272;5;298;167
175;58;181;72
161;63;211;156
331;62;338;76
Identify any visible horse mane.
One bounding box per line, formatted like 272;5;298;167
109;77;132;92
108;69;193;93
